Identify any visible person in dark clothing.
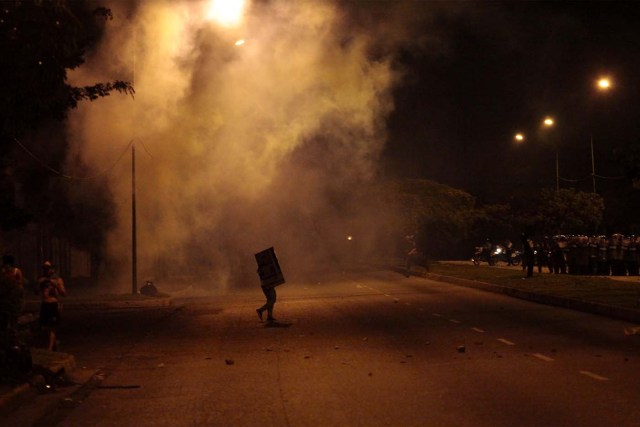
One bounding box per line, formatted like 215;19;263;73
504;239;514;266
256;285;277;323
521;233;534;278
38;261;66;351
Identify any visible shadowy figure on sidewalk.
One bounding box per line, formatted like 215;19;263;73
38;261;66;351
1;254;24;330
521;233;534;278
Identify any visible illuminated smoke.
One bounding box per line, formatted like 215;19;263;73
66;0;400;291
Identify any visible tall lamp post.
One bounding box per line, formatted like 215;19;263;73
591;76;613;193
542;116;559;191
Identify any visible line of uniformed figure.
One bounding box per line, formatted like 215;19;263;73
530;234;639;276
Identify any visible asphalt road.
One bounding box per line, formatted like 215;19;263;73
6;269;640;426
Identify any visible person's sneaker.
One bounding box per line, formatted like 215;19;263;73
256;309;263;321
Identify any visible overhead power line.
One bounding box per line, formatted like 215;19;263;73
593;173;625;180
13;137;134;181
559;173;626;183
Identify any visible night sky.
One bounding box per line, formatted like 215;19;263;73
369;1;640;207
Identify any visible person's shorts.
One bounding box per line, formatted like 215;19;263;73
40;301;61;327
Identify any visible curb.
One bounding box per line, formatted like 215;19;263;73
31;349;77;374
426;272;640;324
24;296;172;312
61;296;173;311
0;351;76;415
1;297;171;414
0;383;32;415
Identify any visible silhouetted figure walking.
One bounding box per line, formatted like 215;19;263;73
256;286;277;323
521;233;534;278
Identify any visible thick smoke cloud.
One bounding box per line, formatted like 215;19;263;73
66;0;404;291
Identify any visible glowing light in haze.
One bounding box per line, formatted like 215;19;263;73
235;39;245;46
205;0;246;27
597;77;611;90
514;133;524;142
543;117;554;127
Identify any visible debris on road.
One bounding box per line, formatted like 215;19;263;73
97;385;141;389
624;326;640;335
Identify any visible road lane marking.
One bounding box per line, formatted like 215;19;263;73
471;327;485;333
432;313;442;317
580;371;609;381
405;302;412;306
497;338;516;346
449;319;461;324
532;353;554;362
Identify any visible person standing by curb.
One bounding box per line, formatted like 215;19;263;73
521;233;534;278
1;254;24;330
38;261;66;351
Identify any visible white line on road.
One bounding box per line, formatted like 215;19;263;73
532;353;554;362
580;371;609;381
497;338;516;346
432;313;442;317
449;319;461;324
405;302;412;306
471;327;485;333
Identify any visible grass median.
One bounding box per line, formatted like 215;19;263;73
429;262;640;311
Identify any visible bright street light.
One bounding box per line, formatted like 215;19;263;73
543;117;554;127
205;0;246;27
597;77;612;91
514;133;525;142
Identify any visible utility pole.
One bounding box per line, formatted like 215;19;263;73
590;134;597;193
131;27;138;295
556;150;560;192
132;141;138;294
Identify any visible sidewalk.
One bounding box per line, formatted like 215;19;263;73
427;261;640;324
0;293;172;415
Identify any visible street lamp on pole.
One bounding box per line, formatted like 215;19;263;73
591;76;613;193
542;116;559;191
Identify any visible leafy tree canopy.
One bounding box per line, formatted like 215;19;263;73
0;0;133;139
616;138;640;190
531;188;604;236
0;0;131;250
380;178;478;258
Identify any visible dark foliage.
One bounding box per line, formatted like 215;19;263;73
0;1;131;251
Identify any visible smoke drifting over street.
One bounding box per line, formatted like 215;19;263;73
66;0;404;290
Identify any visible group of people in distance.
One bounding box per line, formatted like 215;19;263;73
512;233;640;277
1;256;66;352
